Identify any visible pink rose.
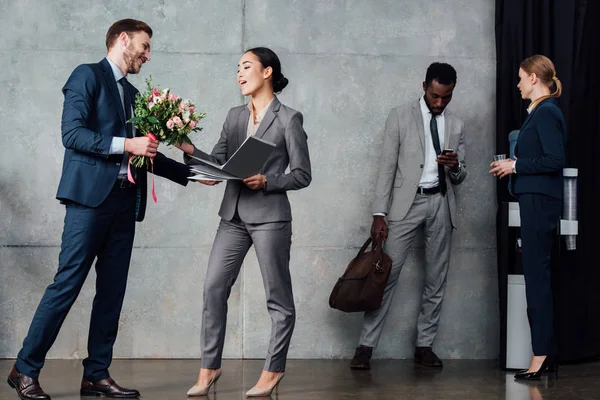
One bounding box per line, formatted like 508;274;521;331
172;116;183;128
152;88;160;97
189;120;197;129
178;102;187;111
168;93;177;102
166;119;175;130
189;106;195;113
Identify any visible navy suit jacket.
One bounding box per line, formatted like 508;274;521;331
56;58;190;221
513;98;567;200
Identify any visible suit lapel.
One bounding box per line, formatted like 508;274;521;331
255;110;276;139
444;113;452;149
515;107;538;154
237;106;250;149
255;97;280;139
411;103;425;153
519;110;535;133
99;58;126;127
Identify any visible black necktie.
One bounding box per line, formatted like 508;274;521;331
430;114;447;196
119;77;133;138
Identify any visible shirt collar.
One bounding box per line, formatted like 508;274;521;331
106;57;125;82
420;96;446;118
248;98;275;123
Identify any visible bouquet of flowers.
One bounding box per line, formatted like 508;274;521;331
128;76;206;169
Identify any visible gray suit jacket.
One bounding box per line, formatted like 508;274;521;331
185;97;312;223
372;100;467;227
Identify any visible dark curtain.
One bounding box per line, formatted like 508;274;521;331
495;0;600;362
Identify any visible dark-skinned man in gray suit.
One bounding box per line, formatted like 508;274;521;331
351;63;467;370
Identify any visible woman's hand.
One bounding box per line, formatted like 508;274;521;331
243;174;267;190
173;141;195;156
196;180;221;186
489;159;515;178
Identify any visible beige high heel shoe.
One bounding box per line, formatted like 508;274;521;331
245;372;285;397
187;368;222;397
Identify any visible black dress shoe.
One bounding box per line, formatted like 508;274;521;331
514;356;558;380
350;345;373;370
414;347;443;368
80;377;140;398
7;366;51;400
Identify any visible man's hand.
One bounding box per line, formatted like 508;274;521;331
243;174;266;190
436;151;459;170
489;159;515;179
371;215;388;241
125;137;158;157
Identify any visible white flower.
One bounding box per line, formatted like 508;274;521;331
148;101;155;109
182;110;190;122
163;88;170;95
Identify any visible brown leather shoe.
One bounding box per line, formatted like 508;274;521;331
80;377;139;398
414;346;443;368
7;366;51;400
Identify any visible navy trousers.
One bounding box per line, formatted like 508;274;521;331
518;193;561;356
15;183;137;381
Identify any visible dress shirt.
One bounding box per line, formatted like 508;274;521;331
106;57;132;177
247;98;274;138
419;96;445;188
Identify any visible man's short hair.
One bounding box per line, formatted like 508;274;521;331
105;19;153;50
425;62;457;86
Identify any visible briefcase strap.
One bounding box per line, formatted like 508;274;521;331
356;237;385;267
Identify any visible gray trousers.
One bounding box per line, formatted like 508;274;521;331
359;193;453;349
201;217;295;372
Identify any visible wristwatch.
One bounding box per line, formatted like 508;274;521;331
451;162;462;174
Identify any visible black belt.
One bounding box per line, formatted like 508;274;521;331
417;185;440;195
114;177;136;188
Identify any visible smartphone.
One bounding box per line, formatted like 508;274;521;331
441;149;454;155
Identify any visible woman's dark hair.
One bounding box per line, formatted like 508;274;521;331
245;47;289;93
425;62;457;87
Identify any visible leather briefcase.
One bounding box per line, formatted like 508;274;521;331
329;237;392;312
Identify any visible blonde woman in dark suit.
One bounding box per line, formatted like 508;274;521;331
491;54;566;380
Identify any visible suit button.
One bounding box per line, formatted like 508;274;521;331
420;164;424;168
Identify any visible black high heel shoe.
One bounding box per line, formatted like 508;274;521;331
514;356;558;380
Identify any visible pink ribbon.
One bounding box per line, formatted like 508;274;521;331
127;133;158;203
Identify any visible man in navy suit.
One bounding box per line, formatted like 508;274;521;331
7;19;191;399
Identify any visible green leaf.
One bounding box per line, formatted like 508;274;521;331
148;116;159;124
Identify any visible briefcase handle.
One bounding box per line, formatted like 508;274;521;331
356;237;385;260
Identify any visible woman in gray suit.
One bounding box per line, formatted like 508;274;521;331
176;47;311;397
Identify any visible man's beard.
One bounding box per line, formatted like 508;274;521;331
123;46;143;74
425;97;444;115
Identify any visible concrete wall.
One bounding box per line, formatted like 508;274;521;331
0;0;498;360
